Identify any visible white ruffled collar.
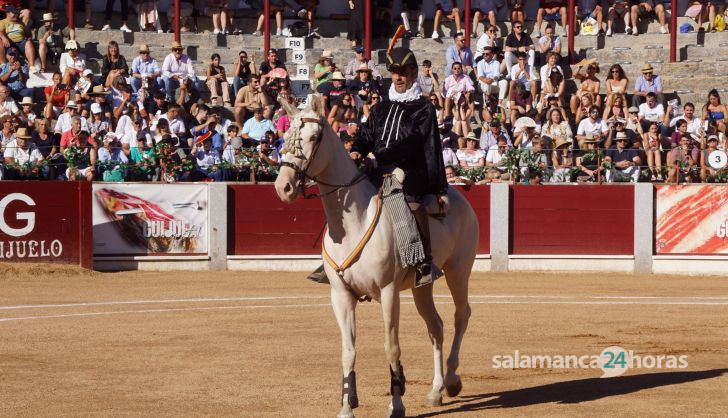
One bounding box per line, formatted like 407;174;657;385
388;82;422;103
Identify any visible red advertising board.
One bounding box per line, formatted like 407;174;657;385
656;185;728;255
0;182;92;268
510;185;634;255
228;185;491;256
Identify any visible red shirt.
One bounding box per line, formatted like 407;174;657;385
60;130;96;148
44;85;69;108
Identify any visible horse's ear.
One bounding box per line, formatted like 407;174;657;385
279;95;299;118
309;93;324;117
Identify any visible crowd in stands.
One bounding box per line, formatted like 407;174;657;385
1;1;728;184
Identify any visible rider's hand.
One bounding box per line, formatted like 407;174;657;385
349;151;362;160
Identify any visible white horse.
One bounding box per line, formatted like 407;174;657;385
274;97;479;418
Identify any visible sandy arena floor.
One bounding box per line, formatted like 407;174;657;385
1;264;727;417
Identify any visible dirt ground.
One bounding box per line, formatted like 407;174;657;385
1;264;727;417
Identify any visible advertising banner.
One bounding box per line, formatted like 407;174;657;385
0;182;92;267
93;184;208;256
655;185;728;255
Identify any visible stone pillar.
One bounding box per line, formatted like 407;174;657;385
490;183;510;272
633;183;654;274
208;183;228;270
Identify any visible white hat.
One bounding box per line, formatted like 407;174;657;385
90;103;102;114
65;100;78;109
65;40;79;50
83;69;93;77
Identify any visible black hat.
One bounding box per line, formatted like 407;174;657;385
386;47;417;71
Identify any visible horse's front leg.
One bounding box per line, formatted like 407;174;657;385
332;287;359;418
381;284;405;418
412;284;444;407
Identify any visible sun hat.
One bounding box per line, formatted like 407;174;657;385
640;63;654;73
139;44;150;53
15;127;31;139
65;40;79;50
42;12;57;22
331;71;346;81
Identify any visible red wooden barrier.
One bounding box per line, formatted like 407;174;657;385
510;185;634;255
0;182;92;268
228;185;491;256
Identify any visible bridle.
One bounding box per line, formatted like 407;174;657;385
280;116;367;199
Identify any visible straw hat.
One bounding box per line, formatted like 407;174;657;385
15;127;31;139
321;50;333;59
640;63;654;73
88;85;112;96
583;134;598;143
65;100;79;109
139;44;150;53
20;97;33;106
171;41;183;50
615;131;629;140
331;71;346;81
554;136;570;149
514;116;537;130
42;12;57;22
356;63;371;73
628;106;640;113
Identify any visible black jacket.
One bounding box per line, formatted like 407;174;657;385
352;97;448;197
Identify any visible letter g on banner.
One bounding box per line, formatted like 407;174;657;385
0;193;36;237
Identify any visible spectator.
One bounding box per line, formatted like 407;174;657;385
509;0;525;24
233;51;256;96
161;41;198;103
630;0;667;35
234;74;269;127
241;105;275;143
400;0;425;38
102;0;132;32
508;52;537;122
348;0;364;47
339;119;361;142
85;85;114;119
541;107;573;145
432;0;461;40
536;1;567;37
137;0;163;33
445;32;473;77
638;92;667;136
603;93;628;122
606;0;631;36
701;134;720;181
158;103;186;138
348;64;380;103
668;102;702;135
207;0;230;35
513;118;538;148
668;134;699;183
344;46;381;80
327;92;356;133
550;136;575;182
359;91;381;123
503;21;534;75
577;105;609;148
476;47;507;109
252;0;283;36
605;63;629;109
480;118;511;149
313;50;335;88
577;0;604;34
0;84;17;117
574;135;605;181
102;41;129;88
59;40;86;87
319;71;347;115
131;44;162;94
605;131;641;182
0;5;37;71
296;0;320;37
442;136;459;167
442;61;475;131
519;137;549;180
570;61;601;114
445;165;473;185
88;102;111;136
485;135;511;179
417;60;441;103
474;25;504;68
702;89;727;134
97;132;128;164
0;114;14;151
37;12;73;73
17;96;35;127
191;110;224;152
205;53;231;107
43;72;68;119
32;118;60;179
55;101;89;135
3;127;43;179
686;0;716;32
537;24;562;62
642;121;665;181
259;49;287;85
0;47;29;100
471;0;499;38
0;0;30;25
456;132;485;167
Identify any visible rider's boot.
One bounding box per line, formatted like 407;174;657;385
307;264;329;284
412;204;444;288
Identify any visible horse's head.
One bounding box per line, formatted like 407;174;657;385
275;94;326;203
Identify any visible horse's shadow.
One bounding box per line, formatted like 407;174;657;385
414;369;728;417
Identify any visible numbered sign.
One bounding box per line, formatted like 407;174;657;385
291;50;306;64
295;65;310;79
709;150;728;169
285;37;305;50
291;79;312;97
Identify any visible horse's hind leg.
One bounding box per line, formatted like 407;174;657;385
332;287;359;418
412;283;444;407
443;264;472;398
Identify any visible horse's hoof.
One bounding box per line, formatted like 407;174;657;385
386;406;406;418
337;410;354;418
425;392;443;407
445;377;462;397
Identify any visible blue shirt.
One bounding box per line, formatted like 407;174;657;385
192;125;224;152
242;117;275;142
0;62;28;91
445;45;474;77
131;56;161;77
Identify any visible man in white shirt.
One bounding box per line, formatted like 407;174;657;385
577;105;609;148
667;102;702;134
0;85;19;117
476;47;507;106
638;92;667;137
508;52;537;95
3;127;44;179
486;136;511;177
161;41;199;102
53;101;89;134
156;103;186;138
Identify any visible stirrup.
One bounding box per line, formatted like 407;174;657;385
414;262;443;288
306;264;329;284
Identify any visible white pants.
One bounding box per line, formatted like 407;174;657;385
479;79;509;101
606;166;640;183
504;50;535;75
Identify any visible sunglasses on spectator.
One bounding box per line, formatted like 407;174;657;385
488;29;496;33
371;96;380;100
616;139;626;142
514;25;522;29
611;70;619;73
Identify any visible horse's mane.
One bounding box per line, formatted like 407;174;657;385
281;109;321;159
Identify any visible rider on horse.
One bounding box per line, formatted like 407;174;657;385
309;46;449;288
